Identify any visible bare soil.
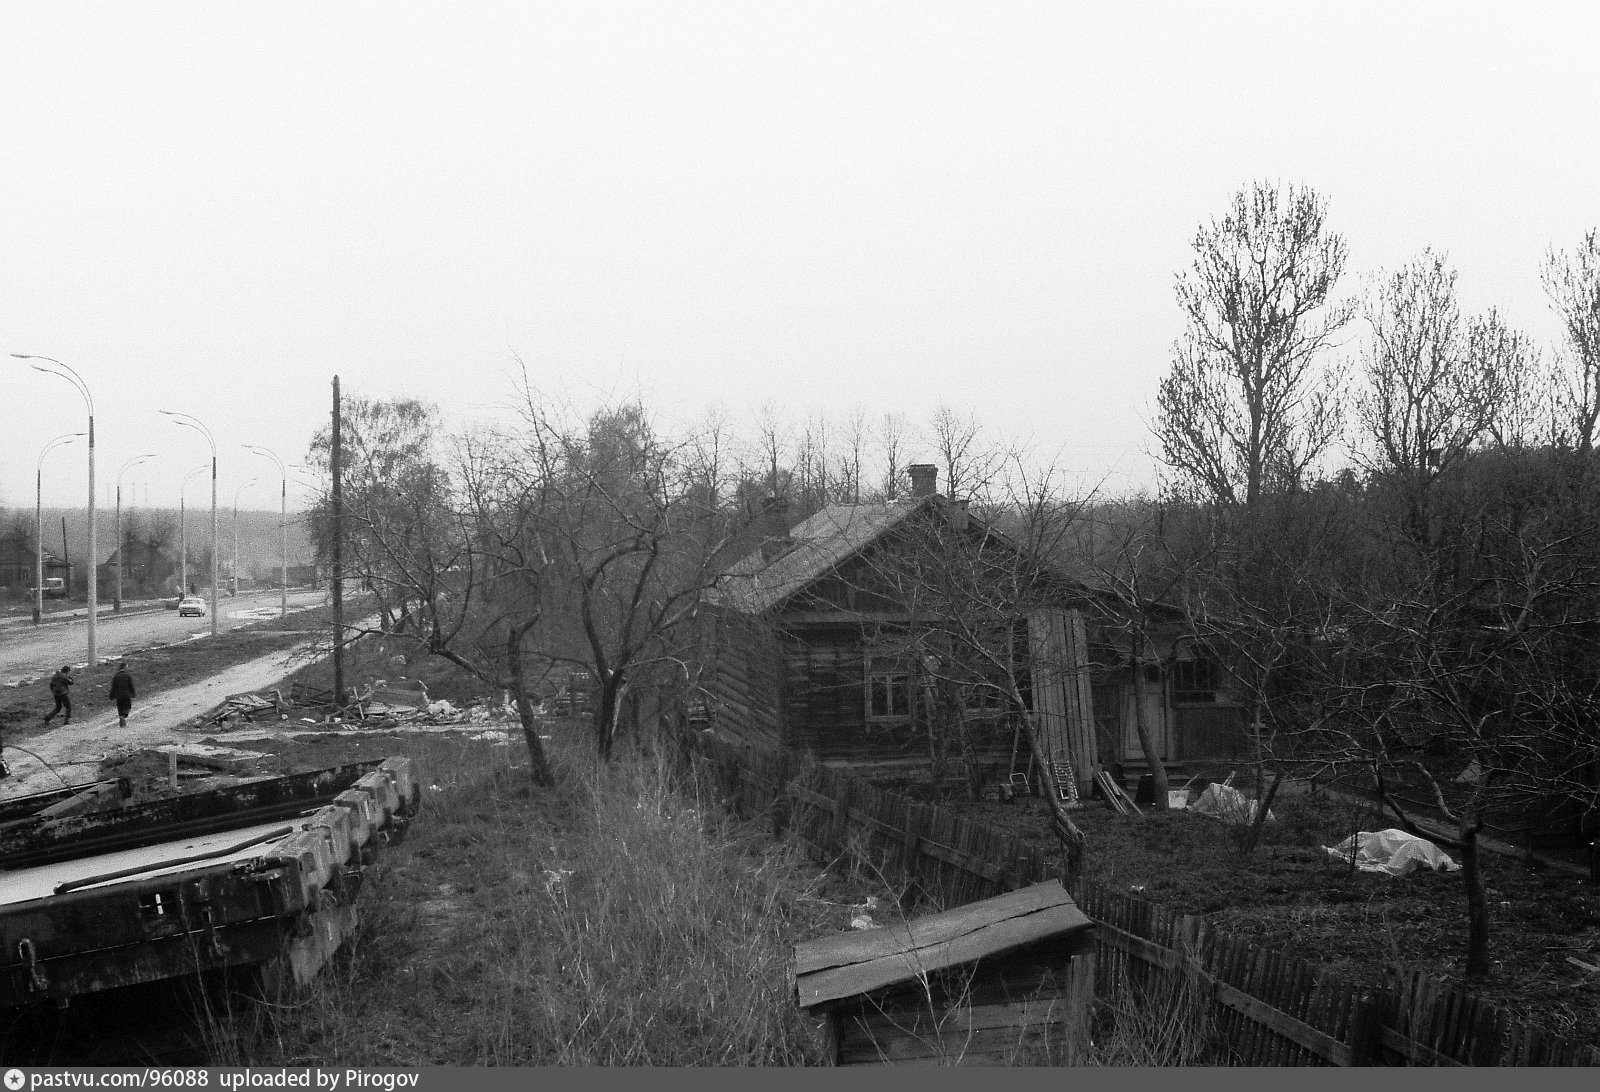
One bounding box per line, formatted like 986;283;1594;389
905;783;1600;1045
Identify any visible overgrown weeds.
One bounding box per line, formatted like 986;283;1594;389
212;727;841;1065
1081;966;1219;1066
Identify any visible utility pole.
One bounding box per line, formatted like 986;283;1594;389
332;375;345;705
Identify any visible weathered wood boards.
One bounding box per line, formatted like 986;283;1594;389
0;757;420;1008
795;880;1096;1066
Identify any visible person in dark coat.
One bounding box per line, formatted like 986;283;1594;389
109;662;136;728
43;665;74;725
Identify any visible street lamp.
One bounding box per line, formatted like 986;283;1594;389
243;443;289;617
179;463;210;596
34;432;85;625
161;410;218;638
114;454;155;612
232;478;259;598
14;354;97;665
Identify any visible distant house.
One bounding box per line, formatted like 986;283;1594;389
695;466;1249;794
0;532;70;598
96;541;179;599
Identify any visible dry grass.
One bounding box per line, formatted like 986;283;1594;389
213;726;841;1065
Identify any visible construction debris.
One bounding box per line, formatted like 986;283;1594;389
181;678;522;733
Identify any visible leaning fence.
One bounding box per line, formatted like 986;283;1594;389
679;730;1600;1067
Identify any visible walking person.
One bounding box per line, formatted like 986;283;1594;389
109;662;136;728
43;665;74;725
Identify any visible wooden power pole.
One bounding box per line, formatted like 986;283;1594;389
331;375;345;705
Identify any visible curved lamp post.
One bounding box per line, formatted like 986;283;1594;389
34;432;85;625
243;444;288;617
178;463;210;597
14;354;97;665
231;478;259;597
114;454;155;612
161;411;218;638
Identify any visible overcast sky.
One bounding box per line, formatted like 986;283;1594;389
3;2;1598;513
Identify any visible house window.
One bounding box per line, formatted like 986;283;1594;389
865;645;915;721
1172;655;1220;704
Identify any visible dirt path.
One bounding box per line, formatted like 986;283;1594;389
1;641;324;796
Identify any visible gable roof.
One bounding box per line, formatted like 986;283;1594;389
709;497;933;614
709;494;1168;624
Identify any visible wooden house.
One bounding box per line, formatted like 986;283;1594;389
793;880;1096;1066
696;465;1247;795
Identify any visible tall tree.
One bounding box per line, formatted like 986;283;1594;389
306;395;559;784
1155;181;1352;507
876;411;910;501
1542;229;1600;453
927;405;1003;501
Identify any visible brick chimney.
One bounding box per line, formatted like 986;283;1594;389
908;464;938;498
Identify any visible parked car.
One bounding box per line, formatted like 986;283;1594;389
178;596;208;617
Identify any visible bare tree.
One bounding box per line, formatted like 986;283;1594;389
1542;229;1600;452
837;406;869;504
683;403;736;513
1356;249;1478;477
876;411;910;501
531;398;741;759
1155;180;1352;507
753;400;791;501
927;405;1005;501
307;397;560;784
1475;311;1550;451
794;410;833;515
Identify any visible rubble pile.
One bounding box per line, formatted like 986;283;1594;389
181;676;523;733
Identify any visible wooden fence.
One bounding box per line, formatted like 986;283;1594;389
680;730;1600;1067
686;732;1049;907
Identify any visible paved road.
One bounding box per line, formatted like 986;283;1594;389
0;589;327;686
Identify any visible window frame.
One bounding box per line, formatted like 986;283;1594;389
864;643;916;723
1171;653;1221;705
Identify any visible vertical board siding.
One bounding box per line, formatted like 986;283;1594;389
1061;610;1099;789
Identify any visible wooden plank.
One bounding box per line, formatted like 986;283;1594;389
848;998;1076;1036
1060;609;1098;790
1027;609;1073;774
798;910;1094;1008
1378;1026;1464;1067
838;1021;1055;1065
1091;916;1355;1066
1091;915;1183;971
795;881;1080;974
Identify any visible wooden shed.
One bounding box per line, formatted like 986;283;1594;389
793;880;1096;1066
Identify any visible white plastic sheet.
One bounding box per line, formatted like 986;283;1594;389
1190;780;1275;825
1322;829;1460;876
